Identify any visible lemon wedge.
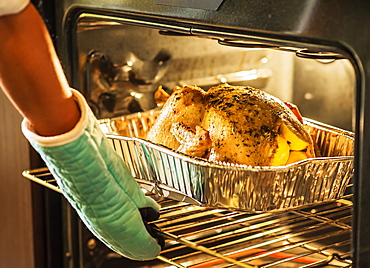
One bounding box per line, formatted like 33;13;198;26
280;123;309;151
286;151;308;164
271;135;290;166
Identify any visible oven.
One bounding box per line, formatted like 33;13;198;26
26;0;370;267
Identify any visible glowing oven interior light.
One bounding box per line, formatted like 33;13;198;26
130;92;143;99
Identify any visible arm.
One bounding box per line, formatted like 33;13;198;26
0;3;80;136
0;2;163;260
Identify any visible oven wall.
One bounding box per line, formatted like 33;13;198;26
292;57;355;131
75;20;355;132
75;22;296;119
0;88;34;268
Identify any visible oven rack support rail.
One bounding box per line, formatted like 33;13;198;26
23;168;353;267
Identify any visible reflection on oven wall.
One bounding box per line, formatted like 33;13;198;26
76;20;355;132
292;57;355;131
77;22;295;119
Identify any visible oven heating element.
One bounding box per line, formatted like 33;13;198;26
23;168;353;267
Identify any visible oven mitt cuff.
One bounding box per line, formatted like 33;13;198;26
0;0;29;17
22;89;161;260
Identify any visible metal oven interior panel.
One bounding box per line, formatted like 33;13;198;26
73;15;355;131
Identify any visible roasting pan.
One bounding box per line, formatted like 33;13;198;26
98;109;354;213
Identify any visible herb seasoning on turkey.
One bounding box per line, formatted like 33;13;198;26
147;83;315;166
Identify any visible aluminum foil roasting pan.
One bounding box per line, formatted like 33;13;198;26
98;110;354;213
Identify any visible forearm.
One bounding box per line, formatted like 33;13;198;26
0;3;80;136
0;2;163;260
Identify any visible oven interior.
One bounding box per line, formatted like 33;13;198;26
75;15;355;131
28;10;357;268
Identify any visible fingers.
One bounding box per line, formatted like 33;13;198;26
139;206;160;221
140;207;165;250
146;223;165;250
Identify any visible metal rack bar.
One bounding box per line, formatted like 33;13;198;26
23;169;353;267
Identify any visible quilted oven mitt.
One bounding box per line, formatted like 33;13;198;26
22;89;163;261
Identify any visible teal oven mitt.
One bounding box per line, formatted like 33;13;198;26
22;89;163;261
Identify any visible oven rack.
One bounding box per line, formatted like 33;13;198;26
23;168;353;267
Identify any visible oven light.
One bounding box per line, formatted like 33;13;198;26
130;92;143;99
261;57;269;64
304;92;314;100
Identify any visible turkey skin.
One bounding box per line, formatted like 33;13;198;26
147;84;314;166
